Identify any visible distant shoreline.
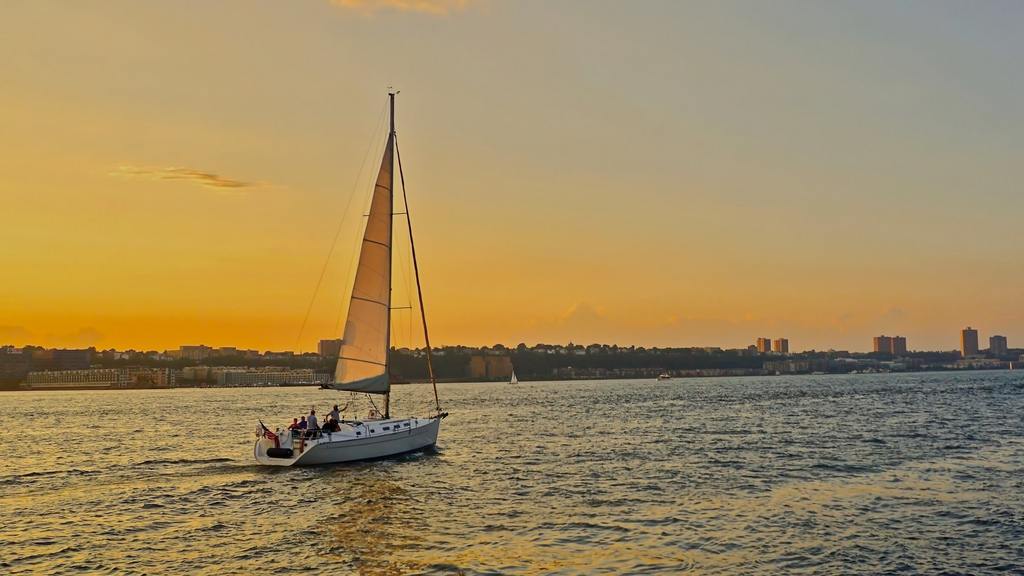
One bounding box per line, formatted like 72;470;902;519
3;366;1019;392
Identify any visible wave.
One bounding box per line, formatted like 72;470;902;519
134;457;233;467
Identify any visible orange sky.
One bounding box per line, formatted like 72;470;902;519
2;1;1023;353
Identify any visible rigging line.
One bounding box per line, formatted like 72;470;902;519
366;393;381;417
392;199;415;348
336;356;386;367
395;134;441;412
294;98;389;349
350;295;389;307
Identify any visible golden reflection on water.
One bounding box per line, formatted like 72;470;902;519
321;469;433;576
317;466;604;576
671;466;975;574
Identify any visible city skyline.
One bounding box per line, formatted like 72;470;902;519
3;2;1024;353
3;327;1013;357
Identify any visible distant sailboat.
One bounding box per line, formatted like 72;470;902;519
509;368;518;385
253;92;447;466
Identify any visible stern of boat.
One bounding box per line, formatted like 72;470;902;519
253;425;299;466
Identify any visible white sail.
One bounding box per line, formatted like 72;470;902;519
510;369;518;385
332;133;394;394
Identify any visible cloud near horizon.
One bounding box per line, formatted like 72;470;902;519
520;302;927;351
1;326;105;349
43;327;105;349
0;325;34;346
110;165;269;191
331;0;483;15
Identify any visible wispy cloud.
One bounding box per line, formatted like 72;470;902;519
110;165;270;192
331;0;483;15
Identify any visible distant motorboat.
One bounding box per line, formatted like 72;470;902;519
657;373;671;381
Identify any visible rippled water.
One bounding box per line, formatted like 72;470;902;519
2;371;1023;575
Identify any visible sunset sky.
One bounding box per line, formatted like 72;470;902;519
2;1;1023;353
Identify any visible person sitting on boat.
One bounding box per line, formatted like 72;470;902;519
298;416;308;430
287;418;300;431
322;417;341;433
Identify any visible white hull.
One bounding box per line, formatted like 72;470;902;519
254;417;441;467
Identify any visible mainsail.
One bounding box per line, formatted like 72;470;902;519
332;131;394;394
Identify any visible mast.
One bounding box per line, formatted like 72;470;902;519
383;91;395;419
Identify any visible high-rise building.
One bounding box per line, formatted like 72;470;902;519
874;335;907;355
891;336;907;355
873;336;893;354
756;338;771;353
961;327;979;357
990;335;1008;357
772;338;789;354
318;338;344;358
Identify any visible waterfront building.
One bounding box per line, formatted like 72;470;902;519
961;327;979;357
217;370;331;387
468;355;513;380
756;338;771;354
150;368;176;388
24;369;132;390
22;368;176;390
990;335;1008;357
763;359;828;374
772;338;789;354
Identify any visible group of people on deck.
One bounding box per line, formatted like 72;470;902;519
286;404;346;437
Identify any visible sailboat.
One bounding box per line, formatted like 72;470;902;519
509;368;518;385
254;92;447;466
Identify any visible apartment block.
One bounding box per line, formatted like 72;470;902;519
874;335;907;355
961;327;979;357
990;335;1008;357
318;339;344;358
772;338;789;354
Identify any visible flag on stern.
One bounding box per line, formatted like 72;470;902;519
259;420;280;448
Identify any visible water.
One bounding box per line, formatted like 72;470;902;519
2;371;1023;575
